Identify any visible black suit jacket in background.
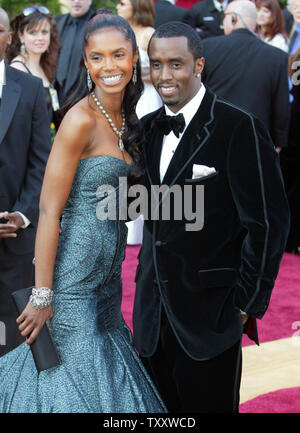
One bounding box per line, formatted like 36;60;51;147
0;65;51;261
133;87;290;361
184;0;230;38
55;8;94;105
202;28;290;148
154;0;188;29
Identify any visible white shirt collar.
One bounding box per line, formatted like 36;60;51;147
213;0;228;12
164;83;206;132
0;60;5;98
159;84;206;182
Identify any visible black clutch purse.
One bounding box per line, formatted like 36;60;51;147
11;287;61;373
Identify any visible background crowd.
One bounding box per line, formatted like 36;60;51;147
4;0;297;248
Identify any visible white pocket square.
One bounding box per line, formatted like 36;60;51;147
192;164;216;179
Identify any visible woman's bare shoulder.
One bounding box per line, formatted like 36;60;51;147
10;56;29;72
53;96;98;156
61;97;97;132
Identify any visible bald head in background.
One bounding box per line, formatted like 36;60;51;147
0;8;11;60
202;0;290;149
223;0;257;34
0;8;9;24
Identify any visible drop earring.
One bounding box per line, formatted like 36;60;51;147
132;65;137;85
20;41;26;56
87;69;92;91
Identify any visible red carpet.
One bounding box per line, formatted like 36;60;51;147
121;247;300;412
243;252;300;346
240;387;300;413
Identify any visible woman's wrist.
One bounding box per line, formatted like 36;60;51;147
29;286;53;310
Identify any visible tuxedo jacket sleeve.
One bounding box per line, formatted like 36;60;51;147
227;111;290;318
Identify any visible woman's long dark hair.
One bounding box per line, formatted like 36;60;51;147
63;14;145;184
6;10;60;83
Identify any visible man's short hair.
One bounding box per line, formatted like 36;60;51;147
148;21;203;60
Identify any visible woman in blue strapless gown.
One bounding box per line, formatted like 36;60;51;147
0;14;166;413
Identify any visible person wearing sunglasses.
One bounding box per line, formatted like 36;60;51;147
6;6;60;128
55;0;94;107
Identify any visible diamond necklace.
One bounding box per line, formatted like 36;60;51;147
91;91;126;152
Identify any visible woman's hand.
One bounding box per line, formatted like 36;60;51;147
16;302;53;345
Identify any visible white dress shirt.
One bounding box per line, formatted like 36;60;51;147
0;60;30;229
160;84;206;183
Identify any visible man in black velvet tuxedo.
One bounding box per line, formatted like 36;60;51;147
132;21;290;412
55;0;94;106
0;8;51;357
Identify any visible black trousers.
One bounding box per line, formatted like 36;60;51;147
0;259;34;357
141;308;242;413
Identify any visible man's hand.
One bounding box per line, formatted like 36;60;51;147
0;211;25;238
241;312;249;325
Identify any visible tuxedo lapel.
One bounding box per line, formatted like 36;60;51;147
0;66;21;144
162;88;217;187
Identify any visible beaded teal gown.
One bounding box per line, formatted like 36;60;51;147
0;156;166;413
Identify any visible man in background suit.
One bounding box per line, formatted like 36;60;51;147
133;21;289;412
0;8;51;357
202;0;290;150
154;0;188;28
55;0;94;106
184;0;230;38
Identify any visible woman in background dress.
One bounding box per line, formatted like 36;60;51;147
117;0;163;245
6;6;60;126
256;0;289;52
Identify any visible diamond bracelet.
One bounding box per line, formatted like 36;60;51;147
29;287;53;310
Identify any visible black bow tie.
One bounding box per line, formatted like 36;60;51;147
154;112;186;138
